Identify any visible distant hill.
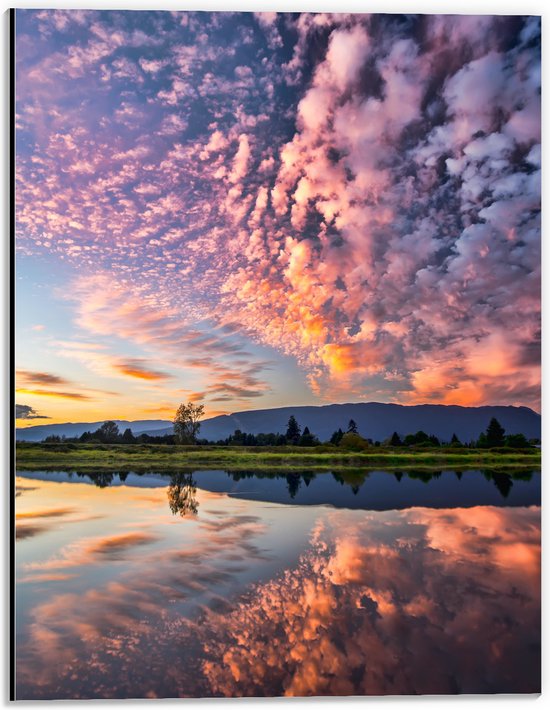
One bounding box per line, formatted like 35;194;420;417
191;403;541;443
16;419;171;442
17;403;538;444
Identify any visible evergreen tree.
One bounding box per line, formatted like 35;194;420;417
347;419;358;434
477;432;488;448
298;426;318;447
285;415;301;444
330;428;344;445
504;433;529;448
121;427;135;444
451;433;460;444
390;431;402;446
486;417;505;447
230;429;245;445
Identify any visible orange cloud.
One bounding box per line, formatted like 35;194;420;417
16;388;92;400
111;358;173;381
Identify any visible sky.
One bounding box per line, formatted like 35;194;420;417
15;9;541;426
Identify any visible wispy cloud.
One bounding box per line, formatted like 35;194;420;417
56;273;273;409
17;370;71;387
110;358;173;382
24;531;160;572
16;368;121;402
16;388;93;401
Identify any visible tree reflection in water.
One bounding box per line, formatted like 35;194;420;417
167;473;199;516
285;473;301;499
89;472;115;488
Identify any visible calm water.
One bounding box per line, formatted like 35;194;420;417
15;469;541;699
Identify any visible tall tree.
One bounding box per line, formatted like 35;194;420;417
97;421;120;443
347;419;358;433
173;402;205;444
285;415;301;444
486;417;505;447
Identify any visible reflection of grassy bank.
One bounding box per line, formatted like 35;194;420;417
15;442;540;473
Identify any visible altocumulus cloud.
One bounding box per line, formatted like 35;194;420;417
15;11;541;410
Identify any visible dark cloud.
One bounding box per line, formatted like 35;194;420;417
15;404;50;420
16;524;49;540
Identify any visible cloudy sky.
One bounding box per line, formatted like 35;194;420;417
15;9;541;425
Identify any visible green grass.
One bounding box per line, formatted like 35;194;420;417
15;442;541;473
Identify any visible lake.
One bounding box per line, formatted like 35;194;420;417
15;468;541;699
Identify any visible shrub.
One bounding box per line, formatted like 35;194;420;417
338;432;370;451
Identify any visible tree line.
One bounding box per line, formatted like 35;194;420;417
42;408;535;450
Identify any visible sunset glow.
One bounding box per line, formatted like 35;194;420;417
15;10;541;424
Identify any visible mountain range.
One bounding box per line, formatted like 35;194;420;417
16;402;541;443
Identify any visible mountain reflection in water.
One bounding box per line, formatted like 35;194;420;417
17;467;540;510
15;471;540;699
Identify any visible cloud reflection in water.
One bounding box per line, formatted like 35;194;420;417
201;506;540;696
16;486;540;698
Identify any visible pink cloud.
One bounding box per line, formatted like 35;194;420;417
15;11;540;411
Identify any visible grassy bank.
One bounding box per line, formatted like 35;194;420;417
15;442;541;473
